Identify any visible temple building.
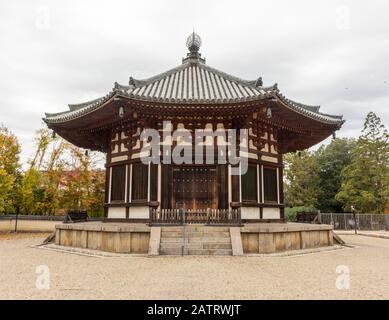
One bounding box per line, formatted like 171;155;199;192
44;33;344;225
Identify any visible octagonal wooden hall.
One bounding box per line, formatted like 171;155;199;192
44;33;344;224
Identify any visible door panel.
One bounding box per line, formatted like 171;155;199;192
172;166;217;210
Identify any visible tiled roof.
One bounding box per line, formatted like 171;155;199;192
44;56;343;125
125;62;271;103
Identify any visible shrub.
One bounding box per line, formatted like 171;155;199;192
285;206;317;222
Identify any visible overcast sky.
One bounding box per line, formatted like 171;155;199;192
0;0;388;165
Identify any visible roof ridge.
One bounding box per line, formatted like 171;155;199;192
128;63;188;88
198;63;259;88
127;62;262;90
68;96;105;111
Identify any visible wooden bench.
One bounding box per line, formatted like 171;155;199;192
65;210;88;223
295;212;319;224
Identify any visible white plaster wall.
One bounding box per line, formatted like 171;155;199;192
262;208;280;219
241;207;260;220
112;144;119;154
129;206;149;219
108;207;126;219
111;155;128;162
261;155;278;163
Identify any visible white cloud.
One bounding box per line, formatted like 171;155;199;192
0;0;387;164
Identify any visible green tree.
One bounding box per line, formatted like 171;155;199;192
336;112;389;213
20;168;45;214
21;128;67;215
0;125;21;213
316;138;356;212
284;150;320;208
0;169;13;213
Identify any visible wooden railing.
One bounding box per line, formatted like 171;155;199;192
150;208;241;225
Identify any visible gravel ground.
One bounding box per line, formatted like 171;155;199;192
0;234;388;300
0;232;51;240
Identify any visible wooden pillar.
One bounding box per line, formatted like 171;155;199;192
279;154;285;220
157;163;161;209
128;164;133;202
125;165;128;203
261;165;264;203
104;164;110;218
277;167;280;204
147;162;151;202
228;164;232;208
239;162;242;203
108;167;112;203
257;164;260;204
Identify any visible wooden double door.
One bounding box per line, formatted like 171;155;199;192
161;165;228;210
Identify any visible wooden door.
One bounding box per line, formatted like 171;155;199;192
172;166;217;210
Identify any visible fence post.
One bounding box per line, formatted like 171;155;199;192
344;214;347;230
385;215;389;231
14;207;19;233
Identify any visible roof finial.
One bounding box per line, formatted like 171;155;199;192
186;31;201;53
183;31;205;64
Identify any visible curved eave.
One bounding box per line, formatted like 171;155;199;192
44;90;117;124
44;87;344;128
275;92;344;126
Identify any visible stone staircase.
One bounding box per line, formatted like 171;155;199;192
159;225;233;256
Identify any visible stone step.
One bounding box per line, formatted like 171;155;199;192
159;225;233;255
159;248;185;255
159;248;233;256
161;231;231;238
160;237;231;243
160;242;232;250
160;243;202;250
161;226;230;232
161;231;185;237
187;249;232;256
187;231;231;237
202;243;232;250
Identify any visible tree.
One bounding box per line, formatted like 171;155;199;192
60;146;105;216
0;125;21;213
21;128;68;215
284;150;320;208
0;169;13;213
20;168;45;214
20;127;105;216
316;138;356;212
336;112;389;213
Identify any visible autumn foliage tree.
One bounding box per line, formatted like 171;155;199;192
0;125;21;213
20;128;105;216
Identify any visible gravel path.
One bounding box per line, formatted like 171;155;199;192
1;234;388;299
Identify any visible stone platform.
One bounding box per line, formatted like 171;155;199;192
241;223;334;254
55;222;151;254
54;222;334;255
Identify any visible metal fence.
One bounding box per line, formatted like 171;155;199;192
320;213;388;231
0;214;104;222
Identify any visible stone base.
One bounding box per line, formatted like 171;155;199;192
54;222;334;255
240;223;334;254
55;222;150;254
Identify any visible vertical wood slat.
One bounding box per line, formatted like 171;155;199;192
150;208;241;225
